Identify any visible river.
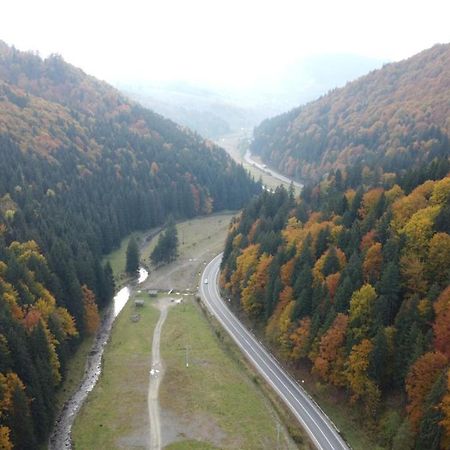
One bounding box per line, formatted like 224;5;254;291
48;267;148;450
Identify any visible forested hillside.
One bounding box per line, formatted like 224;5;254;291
220;162;450;448
251;44;450;183
0;42;259;449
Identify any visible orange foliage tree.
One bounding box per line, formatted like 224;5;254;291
82;285;100;335
290;317;311;361
363;242;383;282
406;351;448;429
313;314;348;387
440;369;450;449
433;286;450;358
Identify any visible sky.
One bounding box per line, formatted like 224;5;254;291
1;0;450;88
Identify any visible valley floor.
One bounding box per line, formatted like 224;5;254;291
71;213;304;449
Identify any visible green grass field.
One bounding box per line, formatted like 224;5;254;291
141;212;235;264
72;294;301;449
72;292;160;449
159;299;299;449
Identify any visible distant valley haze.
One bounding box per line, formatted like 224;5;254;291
1;0;449;137
115;53;387;138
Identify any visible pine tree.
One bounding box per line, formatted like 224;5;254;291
8;385;37;450
322;247;340;276
369;328;390;388
125;237;139;274
150;218;179;265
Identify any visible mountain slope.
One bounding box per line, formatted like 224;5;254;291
0;42;259;448
251;44;450;182
220;167;450;448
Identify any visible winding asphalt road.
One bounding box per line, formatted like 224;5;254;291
200;254;350;450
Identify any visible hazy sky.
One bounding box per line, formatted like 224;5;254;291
1;0;449;88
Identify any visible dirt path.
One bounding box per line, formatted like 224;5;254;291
148;298;172;450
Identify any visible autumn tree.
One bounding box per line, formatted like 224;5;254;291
290;317;311;361
415;371;446;450
313;314;348;386
440;369;450;449
82;285;100;335
241;253;273;317
362;242;382;282
346;339;380;416
405;351;448;429
348;284;377;343
433;286;450;358
229;244;260;298
427;233;450;286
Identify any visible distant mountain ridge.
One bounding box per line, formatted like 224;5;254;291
251;43;450;182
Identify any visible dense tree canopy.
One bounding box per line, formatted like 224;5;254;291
0;41;260;448
252;44;450;184
221;166;450;448
125;237;140;274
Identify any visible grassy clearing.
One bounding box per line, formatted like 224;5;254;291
165;441;220;450
103;231;144;283
72;292;159;449
141;212;236;291
160;299;301;450
141;212;235;265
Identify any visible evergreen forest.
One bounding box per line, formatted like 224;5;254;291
220;153;450;449
0;42;259;448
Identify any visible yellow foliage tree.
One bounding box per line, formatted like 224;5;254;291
430;177;450;206
230;244;260;298
346;339;380;416
349;284;377;342
401;205;441;257
0;426;12;450
82;285;100;336
427;233;450;286
241;254;273;317
290;317;311;361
